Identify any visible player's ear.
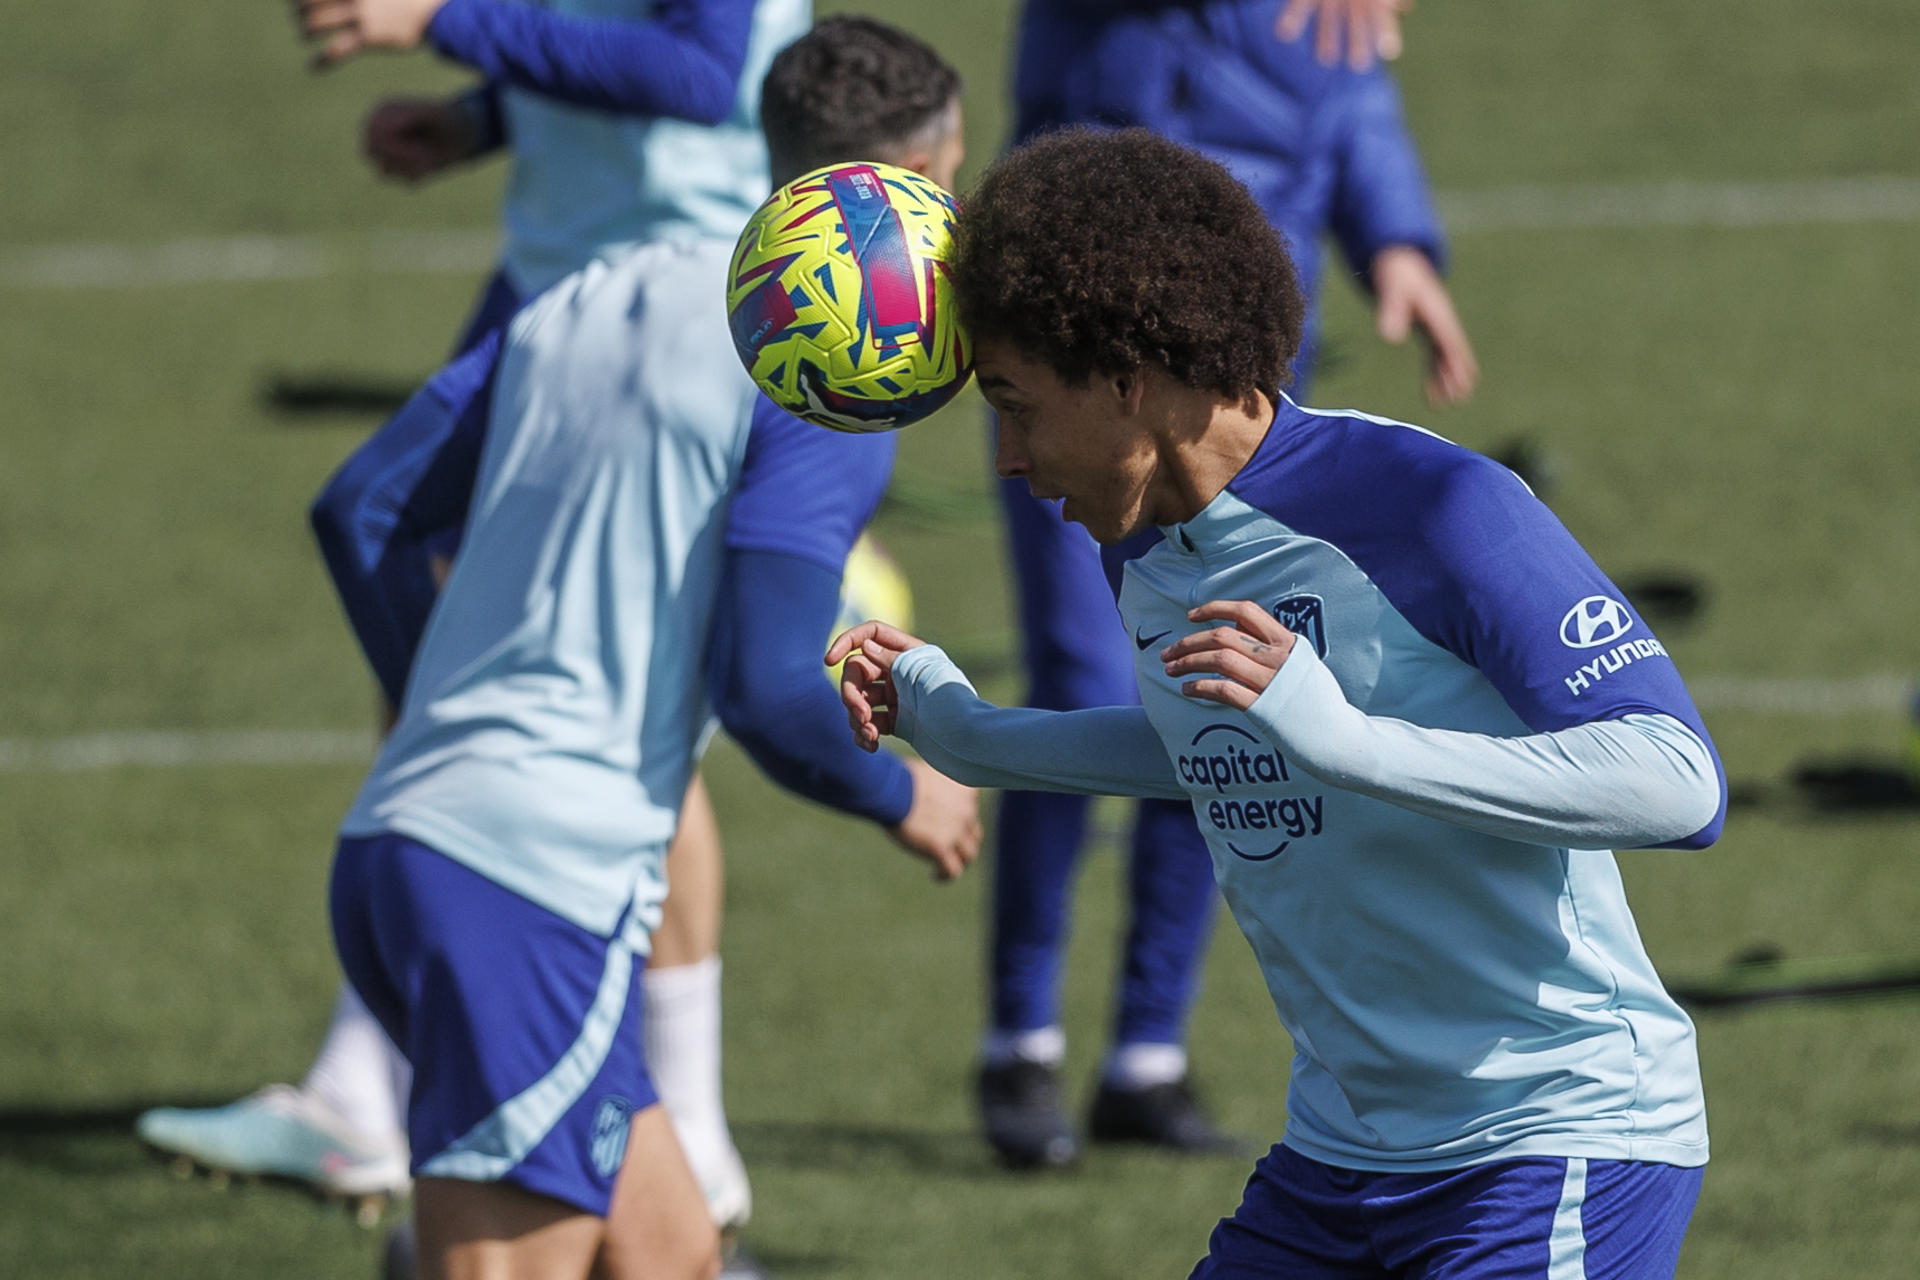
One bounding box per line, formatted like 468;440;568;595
1110;368;1147;417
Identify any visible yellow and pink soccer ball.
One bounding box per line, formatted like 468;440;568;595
727;162;972;433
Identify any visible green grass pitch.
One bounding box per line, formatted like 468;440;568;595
3;1;1918;1275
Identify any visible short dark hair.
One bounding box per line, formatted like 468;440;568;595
760;16;962;187
951;128;1306;403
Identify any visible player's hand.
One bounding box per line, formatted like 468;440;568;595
1371;246;1479;407
1276;0;1409;71
826;620;927;753
363;98;477;182
888;758;982;882
293;0;446;70
1161;601;1298;712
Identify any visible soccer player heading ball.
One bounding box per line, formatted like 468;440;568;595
832;128;1727;1278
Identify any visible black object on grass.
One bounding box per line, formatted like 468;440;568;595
1790;759;1920;812
1670;946;1920;1010
260;372;416;418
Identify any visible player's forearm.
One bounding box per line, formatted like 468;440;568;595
891;647;1188;799
310;479;439;709
1244;644;1724;850
1328;73;1446;278
711;552;915;826
724;688;917;826
425;0;752;124
309;336;500;706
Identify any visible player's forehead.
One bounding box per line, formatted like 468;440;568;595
974;338;1072;402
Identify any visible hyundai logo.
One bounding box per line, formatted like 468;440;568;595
1560;595;1635;649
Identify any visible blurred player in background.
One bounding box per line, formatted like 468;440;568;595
315;19;971;1278
144;0;809;1232
975;0;1476;1169
835;127;1725;1279
136;4;961;1257
333;4;812;1233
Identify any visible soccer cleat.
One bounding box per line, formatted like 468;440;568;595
1086;1076;1247;1155
975;1060;1078;1169
136;1084;409;1222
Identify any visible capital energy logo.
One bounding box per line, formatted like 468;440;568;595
1176;723;1324;862
1560;595;1634;649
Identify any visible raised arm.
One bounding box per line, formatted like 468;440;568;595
425;0;755;121
299;0;755;124
831;628;1188;802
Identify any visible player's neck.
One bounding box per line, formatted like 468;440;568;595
1145;389;1276;528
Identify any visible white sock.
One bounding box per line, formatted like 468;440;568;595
980;1025;1066;1069
1102;1042;1187;1091
301;983;411;1143
643;956;749;1226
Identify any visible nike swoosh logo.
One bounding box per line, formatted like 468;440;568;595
1135;628;1173;651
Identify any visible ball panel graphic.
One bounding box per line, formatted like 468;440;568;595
727;163;972;433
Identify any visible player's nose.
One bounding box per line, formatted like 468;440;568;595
992;420;1029;479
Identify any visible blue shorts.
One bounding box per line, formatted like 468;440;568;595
1192;1144;1703;1280
330;831;658;1216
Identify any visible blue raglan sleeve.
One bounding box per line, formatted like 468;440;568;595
425;0;755;124
1396;458;1707;739
1326;67;1447;277
1267;449;1726;848
308;331;500;706
708;399;915;825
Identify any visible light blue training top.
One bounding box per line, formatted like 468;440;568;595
499;0;810;295
888;397;1727;1172
341;238;760;947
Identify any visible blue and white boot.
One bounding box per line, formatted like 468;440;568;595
137;1084;410;1224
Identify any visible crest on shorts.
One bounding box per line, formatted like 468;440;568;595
1272;594;1327;658
590;1095;636;1179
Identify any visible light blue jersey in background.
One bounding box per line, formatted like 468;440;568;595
499;0;811;294
342;238;759;946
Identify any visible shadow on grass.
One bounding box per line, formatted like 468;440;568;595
1789;759;1920;812
1848;1122;1920;1148
731;1245;849;1276
258;371;416;419
732;1118;988;1179
0;1097;234;1174
1723;759;1920;818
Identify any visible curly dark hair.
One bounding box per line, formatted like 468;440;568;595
951;128;1306;402
760;17;962;187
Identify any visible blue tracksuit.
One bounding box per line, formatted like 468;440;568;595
991;0;1448;1053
